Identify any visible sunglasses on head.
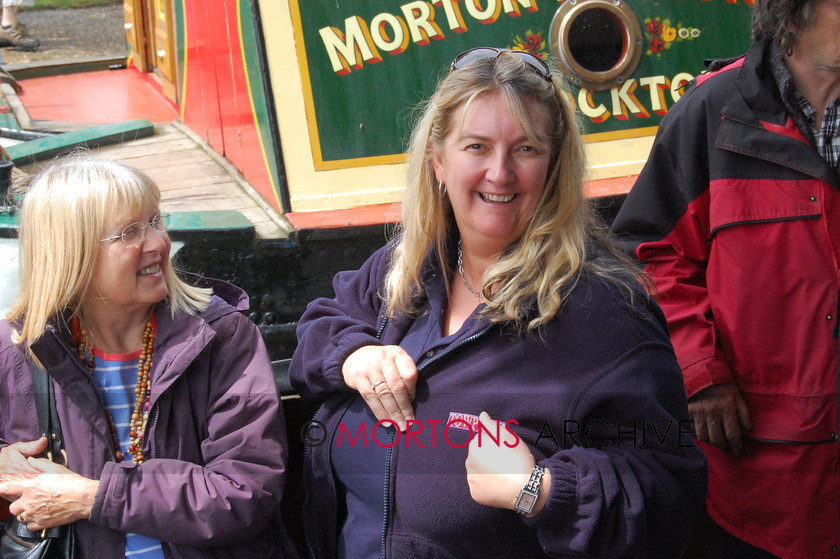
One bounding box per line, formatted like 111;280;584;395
450;47;552;82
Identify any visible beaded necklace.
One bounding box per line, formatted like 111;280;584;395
76;314;156;464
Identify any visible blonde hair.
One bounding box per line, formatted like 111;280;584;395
7;157;212;348
386;52;641;332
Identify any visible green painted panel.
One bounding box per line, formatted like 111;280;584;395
169;210;253;231
0;89;20;130
239;0;282;191
0;211;18;238
0;114;19;131
175;0;186;97
295;0;754;162
0;114;19;130
6;119;155;164
0;210;253;239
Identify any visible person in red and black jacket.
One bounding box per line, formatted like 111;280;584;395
612;0;840;557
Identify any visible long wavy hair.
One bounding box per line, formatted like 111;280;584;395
385;52;642;332
752;0;817;55
7;157;212;348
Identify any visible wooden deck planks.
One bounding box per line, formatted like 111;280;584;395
19;123;290;240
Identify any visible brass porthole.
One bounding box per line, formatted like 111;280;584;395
550;0;643;91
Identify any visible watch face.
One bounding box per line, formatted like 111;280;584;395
516;492;537;513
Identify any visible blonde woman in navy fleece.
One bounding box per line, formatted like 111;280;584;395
291;48;706;558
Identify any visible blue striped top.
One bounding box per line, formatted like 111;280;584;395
92;348;165;559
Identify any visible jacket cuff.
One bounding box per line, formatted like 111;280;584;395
89;461;131;530
324;332;384;380
522;460;577;528
682;357;735;398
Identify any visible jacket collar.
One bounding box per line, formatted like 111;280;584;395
721;40;789;127
149;276;249;395
717;40;839;188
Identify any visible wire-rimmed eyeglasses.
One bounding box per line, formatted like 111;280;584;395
100;213;171;246
450;47;552;82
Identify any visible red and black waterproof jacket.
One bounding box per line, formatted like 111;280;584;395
613;39;840;444
612;39;840;558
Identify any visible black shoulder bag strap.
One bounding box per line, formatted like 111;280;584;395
28;358;66;463
0;358;76;557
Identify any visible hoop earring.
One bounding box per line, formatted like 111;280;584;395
438;181;446;195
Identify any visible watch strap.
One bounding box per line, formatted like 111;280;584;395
524;464;544;492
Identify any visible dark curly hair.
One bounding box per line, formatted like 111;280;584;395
751;0;817;55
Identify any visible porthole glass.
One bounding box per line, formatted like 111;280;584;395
550;0;643;91
567;9;625;73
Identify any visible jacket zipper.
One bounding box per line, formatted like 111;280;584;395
416;324;494;372
303;316;390;558
375;315;388;339
149;404;160;459
52;335;121;457
378;321;495;558
303;400;329;559
380;431;396;559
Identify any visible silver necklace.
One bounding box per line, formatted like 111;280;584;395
457;239;482;298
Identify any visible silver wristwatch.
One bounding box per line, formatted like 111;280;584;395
514;464;545;515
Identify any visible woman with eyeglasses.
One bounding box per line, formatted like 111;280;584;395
290;48;707;558
0;158;293;558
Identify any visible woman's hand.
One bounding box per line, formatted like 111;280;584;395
0;437;49;479
0;457;99;531
342;345;418;430
466;412;550;517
